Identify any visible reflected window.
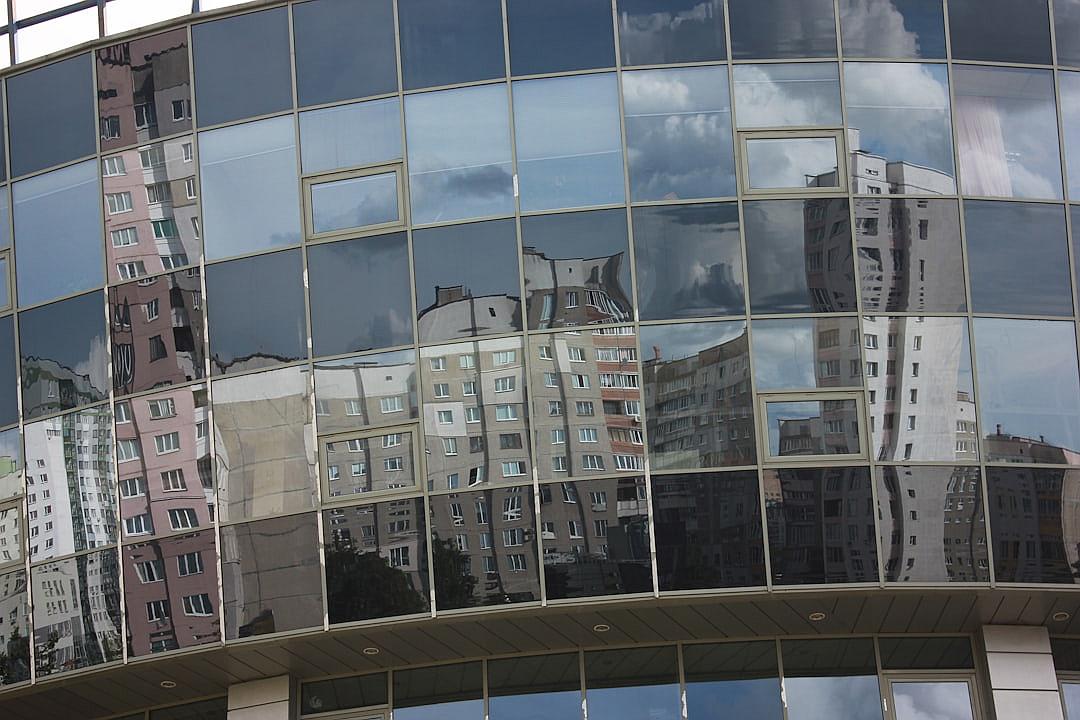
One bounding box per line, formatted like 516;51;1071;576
585;647;680;720
839;0;946;59
781;639;882;720
489;654;581;720
764;397;862;459
299;98;402;175
0;502;19;568
320;428;418;500
617;0;725;66
308;170;402;237
301;673;388;716
394;663;483;720
734;63;841;129
683;642;781;719
398;0;505;90
752;317;862;391
1057;0;1080;67
0;568;28;684
0;428;22;500
514;74;625;212
314;350;417;435
728;0;837;59
8;54;94;178
623;66;735;201
508;0;614;76
743;135;843;191
948;0;1051;64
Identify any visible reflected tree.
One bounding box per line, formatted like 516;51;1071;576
325;536;427;622
431;536;477;609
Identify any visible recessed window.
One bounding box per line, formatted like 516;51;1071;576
306;168;403;238
742;133;844;192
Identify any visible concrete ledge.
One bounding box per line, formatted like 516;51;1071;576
986;652;1059;691
982;626;1051;654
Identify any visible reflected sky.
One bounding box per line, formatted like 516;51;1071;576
728;0;837;58
1064;682;1080;719
395;699;483;720
1058;71;1080;199
507;0;615;76
785;676;883;720
310;173;399;235
1057;0;1080;68
299;97;401;175
891;681;973;720
686;679;782;719
734;63;841;128
586;684;680;720
839;0;946;58
489;691;580;720
752;317;861;391
617;0;726;66
746;137;839;189
641;320;746;363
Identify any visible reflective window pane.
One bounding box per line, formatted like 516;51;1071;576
307;234;414;357
301;673;389;716
19;293;108;419
489;654;581;720
321;430;418;499
781;640;882;720
394;662;483;720
642;322;755;468
948;0;1051;65
683;642;781;720
877;466;987;583
987;468;1080;583
522;209;633;329
745;137;841;190
839;0;946;59
734;63;842;129
413;219;522;343
892;682;973;720
1066;682;1080;719
507;0;614;76
199;115;301;260
728;0;837;59
765;399;861;458
652;472;766;590
965;201;1071;316
192;8;292;127
953;66;1062;200
293;0;397;107
879;637;975;670
623;66;735;201
310;172;400;235
617;0;725;66
974;319;1080;464
0;428;22;501
766;467;878;585
16;9;95;64
324;498;430;623
0;568;28;685
1056;0;1080;67
14;159;102;308
1058;71;1080;199
206;249;307;375
220;513;322;639
299;98;402;175
150;699;227;720
585;647;680;720
744;198;857;314
398;0;505;90
314;350;418;435
0;317;16;428
8;54;95;177
514;74;625;212
212;365;316;522
752;317;862;391
0;502;18;567
844;62;954;194
105;0;190;35
405;84;514;225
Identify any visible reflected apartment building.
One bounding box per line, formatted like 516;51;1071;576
523;247;633;329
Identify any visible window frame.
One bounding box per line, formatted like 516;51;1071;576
738;129;848;195
302;162;407;242
757;390;868;465
317;423;422;505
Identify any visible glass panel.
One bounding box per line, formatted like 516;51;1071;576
405;84;514;225
973;319;1080;464
14;0;68;18
192;8;292;127
301;673;389;716
623;66;736;201
879;638;975;669
0;428;22;501
14;159;102;308
299;97;402;175
617;0;725;66
0;568;29;685
293;0;397;107
206;249;307;375
683;642;781;719
489;653;581;720
393;662;483;720
728;0;837;59
1065;682;1080;719
652;471;766;590
540;477;652;599
32;549;123;677
632;203;744;321
212;366;316;522
855;198;966;313
422;337;531;492
1057;0;1080;67
311;172;399;235
105;0;190;34
324;498;430;622
839;0;946;59
745;137;841;190
19;293;109;419
585;647;680;720
1056;640;1080;670
529;328;642;480
429;486;539;609
522;209;633;329
765;399;861;458
514;74;625;212
953;66;1062;201
641;321;754;468
781;639;882;720
398;0;505;90
220;513;322;639
322;431;418;499
766;467;878;585
876;466;987;583
507;0;615;76
0;193;10;249
845;62;955;194
200;115;301;260
150;699;227;720
307;233;413;357
97;29;191;151
948;0;1051;64
16;10;96;65
413;219;522;343
1059;71;1080;199
891;682;973;720
0;317;16;428
0;502;20;567
752;317;862;391
313;350;417;434
123;532;221;657
734;63;842;129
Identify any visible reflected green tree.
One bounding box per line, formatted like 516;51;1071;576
325;537;428;623
431;536;477;609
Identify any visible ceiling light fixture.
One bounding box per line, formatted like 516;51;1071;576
593;623;611;633
160;680;177;689
362;646;381;656
808;612;827;622
1054;611;1071;622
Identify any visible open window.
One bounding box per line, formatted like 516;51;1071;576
304;163;405;240
319;424;420;503
740;130;846;194
758;391;866;463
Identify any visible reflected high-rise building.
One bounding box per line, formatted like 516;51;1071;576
523;247;632;329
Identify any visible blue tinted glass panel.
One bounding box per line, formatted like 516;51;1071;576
299;98;402;175
310;173;399;235
948;0;1051;64
728;0;837;59
507;0;615;76
398;0;505;90
839;0;946;59
684;642;781;720
617;0;725;66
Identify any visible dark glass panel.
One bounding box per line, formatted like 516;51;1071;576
314;350;417;435
891;682;973;720
489;653;581;720
948;0;1051;65
652;471;766;590
1053;639;1080;670
683;642;781;720
19;292;108;419
0;428;22;500
32;550;123;677
765;399;861;459
616;0;725;66
728;0;836;59
321;429;419;500
97;29;191;152
878;637;975;669
150;698;227;720
220;513;322;639
413;219;522;343
745;137;842;190
301;674;388;716
0;568;29;685
781;640;882;720
876;467;987;583
0;317;15;427
398;0;505;90
839;0;946;58
324;498;430;623
585;647;680;720
507;0;614;76
766;467;878;585
293;0;397;107
192;8;292;127
307;233;413;357
206;250;306;375
733;63;841;128
986;467;1080;583
964;201;1070;316
745;198;857;314
8;54;95;177
522;209;633;330
394;662;482;720
428;486;540;609
752;317;862;391
1056;0;1080;67
299;98;402;175
854;198;965;313
310;172;400;235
